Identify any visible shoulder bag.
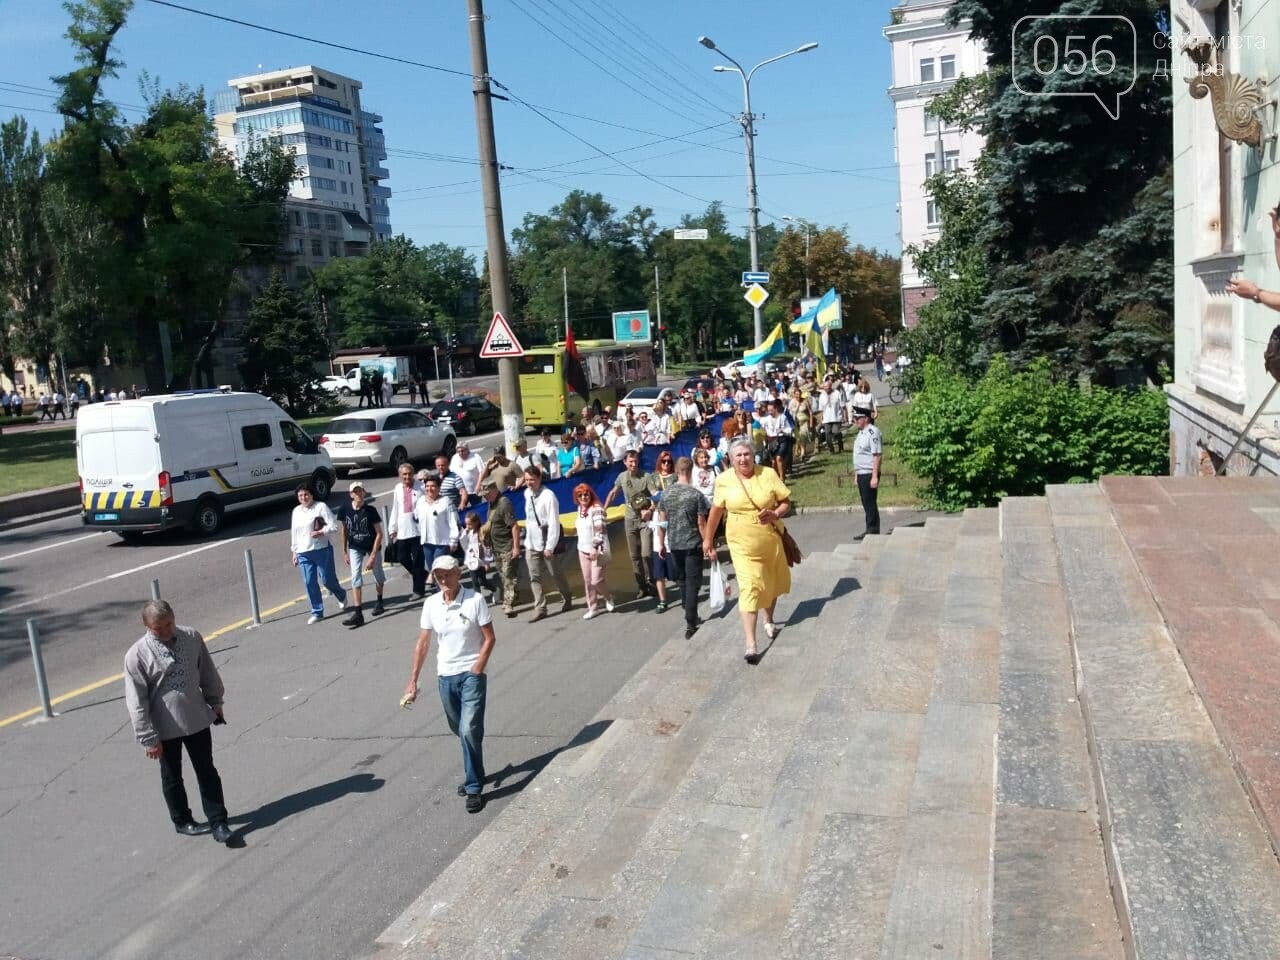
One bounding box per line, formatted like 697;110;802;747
735;469;803;568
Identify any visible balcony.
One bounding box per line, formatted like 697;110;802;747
236;92;351;115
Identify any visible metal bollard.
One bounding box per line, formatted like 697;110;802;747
244;549;262;626
150;578;161;601
26;619;53;719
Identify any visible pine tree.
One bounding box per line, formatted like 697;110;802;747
239;272;330;415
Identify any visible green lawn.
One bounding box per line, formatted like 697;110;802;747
783;404;925;509
0;426;79;497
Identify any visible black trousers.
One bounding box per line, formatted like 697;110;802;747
819;422;842;452
396;538;427;593
159;727;227;826
857;472;880;535
671;547;703;628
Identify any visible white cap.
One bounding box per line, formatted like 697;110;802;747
431;554;460;572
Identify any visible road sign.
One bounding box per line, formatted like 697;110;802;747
612;310;652;343
673;228;708;240
743;283;770;309
479;311;525;358
743;271;771;285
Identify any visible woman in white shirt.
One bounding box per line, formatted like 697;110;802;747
414;474;461;590
574;483;614;619
533;429;560;478
290;481;350;624
849;377;877;421
692;447;718;504
647;401;674;445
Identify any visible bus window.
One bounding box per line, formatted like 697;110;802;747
518;353;558;376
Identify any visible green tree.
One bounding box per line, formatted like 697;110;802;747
50;0;295;391
946;0;1172;383
239;271;329;415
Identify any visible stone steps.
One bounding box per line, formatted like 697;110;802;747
1045;483;1280;960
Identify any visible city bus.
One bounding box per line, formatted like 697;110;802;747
517;339;657;427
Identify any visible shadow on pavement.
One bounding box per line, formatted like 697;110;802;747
226;772;385;847
484;718;613;803
787;576;860;628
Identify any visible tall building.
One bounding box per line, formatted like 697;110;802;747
214;64;393;245
1169;0;1280;475
883;1;987;328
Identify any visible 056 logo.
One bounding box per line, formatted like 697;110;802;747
1012;15;1137;120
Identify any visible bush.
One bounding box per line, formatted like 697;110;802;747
896;356;1168;511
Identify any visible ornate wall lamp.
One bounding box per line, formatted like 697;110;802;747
1183;38;1276;150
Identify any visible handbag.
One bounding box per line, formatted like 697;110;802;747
735;469;803;568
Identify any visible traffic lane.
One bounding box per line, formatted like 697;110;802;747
0;529;672;959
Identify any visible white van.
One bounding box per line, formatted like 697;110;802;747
76;391;335;540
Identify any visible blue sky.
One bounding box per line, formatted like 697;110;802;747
0;0;902;263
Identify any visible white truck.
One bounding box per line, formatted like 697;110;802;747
76;390;336;540
324;357;412;396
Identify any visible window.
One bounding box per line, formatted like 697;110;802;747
291;210;302;227
302;176;338;192
324;213;339;231
328;240;340;257
240;424;272;451
940;55;956;79
311;238;323;256
926;199;942;227
293;238;305;254
925;150;961;177
309;154;336;170
920;58;935;83
307;211;321;229
924;111;939;135
383;413;412;431
945;149;960;171
280;421;310;454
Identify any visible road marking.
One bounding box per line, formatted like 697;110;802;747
0;531;106;563
0;530;273;617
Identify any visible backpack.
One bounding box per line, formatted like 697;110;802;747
1266;325;1280;383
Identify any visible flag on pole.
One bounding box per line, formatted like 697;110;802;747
743;323;786;368
789;287;842;333
805;326;827;379
564;321;591;399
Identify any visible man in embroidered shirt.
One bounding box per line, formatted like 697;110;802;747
404;554;496;813
388;461;428;597
124;600;232;843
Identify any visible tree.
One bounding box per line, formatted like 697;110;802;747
50;0;295;391
239;271;329;415
946;0;1172;383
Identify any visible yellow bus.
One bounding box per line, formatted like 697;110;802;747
517;339;657;427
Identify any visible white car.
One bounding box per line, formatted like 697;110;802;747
617;386;677;417
319;375;351;396
318;408;456;474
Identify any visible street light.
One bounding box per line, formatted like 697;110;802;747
698;37;817;346
781;216;812;299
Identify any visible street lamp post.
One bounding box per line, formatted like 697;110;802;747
698;36;818;346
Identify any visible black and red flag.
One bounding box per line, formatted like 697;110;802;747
564;320;591;399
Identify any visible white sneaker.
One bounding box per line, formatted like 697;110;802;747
307;614;323;625
605;599;615;613
583;609;598;620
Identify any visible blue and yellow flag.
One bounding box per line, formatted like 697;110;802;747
805;327;827;379
789;287;841;333
743;323;786;367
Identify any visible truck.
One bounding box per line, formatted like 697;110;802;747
326;356;412;396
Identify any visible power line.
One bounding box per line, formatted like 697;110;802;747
141;0;478;80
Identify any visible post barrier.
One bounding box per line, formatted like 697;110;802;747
244;549;262;626
26;619;53;719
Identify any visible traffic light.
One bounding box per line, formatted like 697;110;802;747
446;330;457;353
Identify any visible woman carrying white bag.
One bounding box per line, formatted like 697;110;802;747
707;559;734;615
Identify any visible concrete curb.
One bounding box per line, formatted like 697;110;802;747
0;483;80;525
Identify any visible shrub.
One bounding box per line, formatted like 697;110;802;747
896;356;1168;511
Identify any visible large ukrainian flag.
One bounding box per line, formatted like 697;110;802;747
789;287;841;332
743;323;786;367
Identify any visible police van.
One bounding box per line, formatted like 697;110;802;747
76;391;336;540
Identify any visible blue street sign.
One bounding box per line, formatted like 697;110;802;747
742;271;771;284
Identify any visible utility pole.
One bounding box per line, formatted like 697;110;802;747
467;0;523;452
562;266;569;339
654;264;666;376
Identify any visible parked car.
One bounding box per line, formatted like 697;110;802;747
428;396;503;436
680;377;718;396
319;375;351;396
318;408;456;474
617;386;677;417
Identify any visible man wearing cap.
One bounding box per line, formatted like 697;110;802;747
481;479;521;616
403;554;496;813
480;447;523;492
675;391;703;430
852;408;882;537
335;481;386;626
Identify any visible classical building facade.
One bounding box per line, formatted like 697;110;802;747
1169;0;1280;474
884;0;987;329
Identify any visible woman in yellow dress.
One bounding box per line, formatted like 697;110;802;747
703;437;793;664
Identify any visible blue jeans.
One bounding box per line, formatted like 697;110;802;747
438;671;486;795
297;545;347;616
422;542;452;587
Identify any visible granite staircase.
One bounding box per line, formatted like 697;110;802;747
374;479;1280;960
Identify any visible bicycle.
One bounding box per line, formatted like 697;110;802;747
888;377;910;405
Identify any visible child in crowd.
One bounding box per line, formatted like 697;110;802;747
461;511;494;598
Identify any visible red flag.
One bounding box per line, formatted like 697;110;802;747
564;321;591;399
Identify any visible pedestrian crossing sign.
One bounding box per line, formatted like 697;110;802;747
480;312;525;358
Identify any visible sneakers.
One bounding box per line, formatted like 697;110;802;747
306;614;323;625
529;609;547;623
583;609;598;620
342;610;365;627
504;607;517;618
605;598;615;613
465;793;485;814
372;599;386;616
655;600;668;613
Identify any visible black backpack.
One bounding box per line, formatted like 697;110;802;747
1266;325;1280;383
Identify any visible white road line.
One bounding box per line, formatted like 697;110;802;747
0;535;254;616
0;531;106;563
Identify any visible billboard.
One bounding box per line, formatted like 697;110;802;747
612;310;652;343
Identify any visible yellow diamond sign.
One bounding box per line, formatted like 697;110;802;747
743;282;769;309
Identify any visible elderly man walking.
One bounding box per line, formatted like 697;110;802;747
123;600;233;843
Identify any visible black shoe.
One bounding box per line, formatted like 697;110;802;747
174;820;210;837
655;600;668;613
457;784;467;797
684;624;698;640
342;610;365;627
744;652;762;666
638;583;652;599
373;599;386;616
465;793;485;814
210;822;233;843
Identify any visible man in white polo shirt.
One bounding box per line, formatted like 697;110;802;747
403;554;496;813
